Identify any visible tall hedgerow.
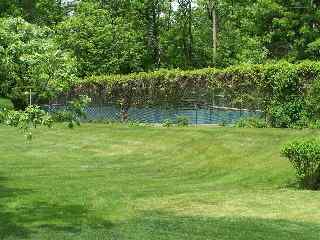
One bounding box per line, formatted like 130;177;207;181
71;61;320;127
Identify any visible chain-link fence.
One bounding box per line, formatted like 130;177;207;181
42;85;263;125
44;102;262;125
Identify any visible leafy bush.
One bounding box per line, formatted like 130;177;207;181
176;116;189;126
87;118;118;124
282;139;320;190
4;105;53;140
309;120;320;129
0;18;77;110
1;96;90;140
127;120;143;127
218;120;228;127
51;110;71;122
235;117;268;128
162;119;173;128
267;101;307;128
290;118;310;129
52;95;91;128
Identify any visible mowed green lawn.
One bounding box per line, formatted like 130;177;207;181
0;124;320;239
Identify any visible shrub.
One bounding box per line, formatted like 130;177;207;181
162;119;173;127
176;116;189;126
235;117;268;128
309;120;320;129
218;120;228;127
51;95;91;128
282;139;320;190
127;120;142;127
51;110;72;123
87;118;118;124
4;105;53;140
290;119;310;129
267;101;307;128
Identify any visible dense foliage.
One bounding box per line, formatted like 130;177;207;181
0;97;14;110
235;117;268;128
1;0;320;76
75;61;320;127
1;105;53;140
0;17;76;109
0;1;319;128
282;138;320;190
0;94;91;139
52;95;91;128
56;2;146;76
176;115;190;126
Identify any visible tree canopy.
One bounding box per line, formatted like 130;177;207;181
0;0;319;107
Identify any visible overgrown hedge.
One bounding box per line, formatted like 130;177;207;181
72;61;320;127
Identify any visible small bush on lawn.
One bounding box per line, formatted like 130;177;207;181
4;105;53;140
218;120;228;127
162;119;173;127
266;101;306;128
87;118;118;124
235;117;268;128
282;139;320;190
51;95;91;128
176;116;189;126
51;110;72;122
127;120;144;127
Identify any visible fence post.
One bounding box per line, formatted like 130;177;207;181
195;103;198;125
211;91;215;123
29;89;32;106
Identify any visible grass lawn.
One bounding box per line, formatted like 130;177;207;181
0;124;319;239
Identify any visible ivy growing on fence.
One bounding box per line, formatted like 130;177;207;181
71;61;320;127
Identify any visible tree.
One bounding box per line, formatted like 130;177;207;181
252;0;320;60
0;17;76;109
2;0;319;76
200;0;218;65
0;0;68;26
177;0;193;67
56;1;146;76
0;0;21;17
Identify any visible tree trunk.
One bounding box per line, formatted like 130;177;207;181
22;0;35;20
206;0;218;66
187;0;193;66
167;0;173;30
146;0;161;69
212;6;217;65
178;0;193;67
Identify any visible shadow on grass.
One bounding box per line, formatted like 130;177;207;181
0;176;113;239
0;175;319;239
282;179;301;190
282;179;320;191
118;210;320;240
0;176;33;239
